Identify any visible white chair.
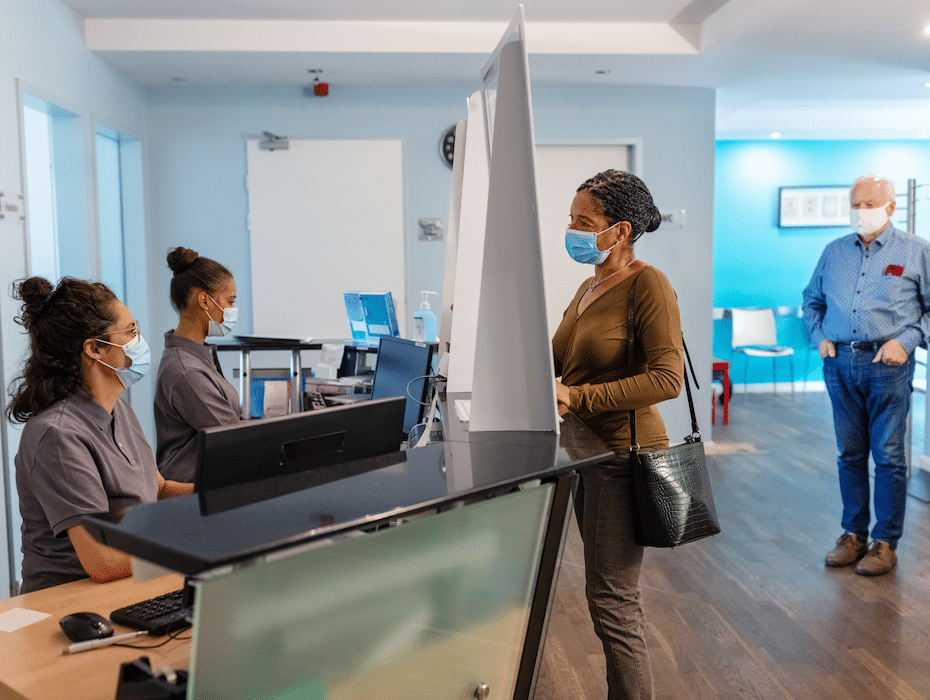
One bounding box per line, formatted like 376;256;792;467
731;308;795;396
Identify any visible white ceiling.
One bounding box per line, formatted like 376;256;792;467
58;0;930;138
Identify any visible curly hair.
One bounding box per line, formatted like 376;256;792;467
7;277;118;422
577;169;662;243
167;247;233;311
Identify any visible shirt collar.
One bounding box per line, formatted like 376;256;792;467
71;388;116;431
854;223;896;250
164;329;217;362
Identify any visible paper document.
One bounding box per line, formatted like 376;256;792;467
0;607;50;632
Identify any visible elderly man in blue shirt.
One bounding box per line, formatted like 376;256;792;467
803;174;930;576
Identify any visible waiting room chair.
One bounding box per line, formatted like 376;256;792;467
731;307;794;396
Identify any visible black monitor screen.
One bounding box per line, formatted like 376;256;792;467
195;396;406;515
370;336;435;436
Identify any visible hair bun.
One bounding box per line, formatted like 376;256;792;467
13;277;56;327
645;206;662;233
167;247;199;275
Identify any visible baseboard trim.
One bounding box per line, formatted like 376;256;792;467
730;381;826;394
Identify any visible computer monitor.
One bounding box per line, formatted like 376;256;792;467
370;336;435;437
195;396;406;515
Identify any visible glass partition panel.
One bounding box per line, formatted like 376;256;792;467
189;482;554;700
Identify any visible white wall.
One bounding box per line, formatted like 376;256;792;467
0;0;148;594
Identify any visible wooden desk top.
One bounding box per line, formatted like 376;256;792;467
0;574;188;700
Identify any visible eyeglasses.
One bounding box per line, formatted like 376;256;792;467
97;322;140;338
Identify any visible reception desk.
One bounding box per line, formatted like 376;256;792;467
0;574;186;700
52;413;611;700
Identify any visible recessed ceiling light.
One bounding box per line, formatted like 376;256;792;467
925;82;930;88
770;132;782;139
919;132;929;139
924;25;930;34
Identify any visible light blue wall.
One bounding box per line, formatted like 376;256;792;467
1;0;149;594
713;139;930;383
143;84;716;444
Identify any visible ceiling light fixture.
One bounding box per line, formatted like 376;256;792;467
919;132;929;139
770;132;782;139
595;69;611;75
924;25;930;34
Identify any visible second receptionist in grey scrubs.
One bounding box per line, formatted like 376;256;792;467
154;247;240;482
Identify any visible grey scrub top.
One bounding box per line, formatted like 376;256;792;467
15;390;159;593
154;330;239;482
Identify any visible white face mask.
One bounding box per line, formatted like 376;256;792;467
850;203;890;237
95;334;151;388
204;295;238;337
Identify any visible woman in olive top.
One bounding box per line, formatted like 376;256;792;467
552;170;683;700
9;277;193;593
154;247;240;482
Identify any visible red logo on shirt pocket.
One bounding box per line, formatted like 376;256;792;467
885;264;904;276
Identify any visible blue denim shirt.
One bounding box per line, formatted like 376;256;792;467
802;225;930;354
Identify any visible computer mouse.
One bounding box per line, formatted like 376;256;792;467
59;612;114;642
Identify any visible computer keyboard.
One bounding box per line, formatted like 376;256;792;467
110;588;192;636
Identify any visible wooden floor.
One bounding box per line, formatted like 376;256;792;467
536;391;930;700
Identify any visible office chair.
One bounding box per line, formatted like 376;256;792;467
731;307;794;396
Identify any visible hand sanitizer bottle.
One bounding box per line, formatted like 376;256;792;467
413;291;438;342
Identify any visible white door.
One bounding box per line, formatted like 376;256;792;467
246;139;406;340
535;145;631;342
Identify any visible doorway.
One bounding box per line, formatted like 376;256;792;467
535;144;635;339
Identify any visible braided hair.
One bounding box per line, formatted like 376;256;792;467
166;247;232;311
577;170;661;243
7;277;118;422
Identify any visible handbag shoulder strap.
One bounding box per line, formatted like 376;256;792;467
626;278;701;449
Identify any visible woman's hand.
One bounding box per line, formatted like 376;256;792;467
555;380;572;416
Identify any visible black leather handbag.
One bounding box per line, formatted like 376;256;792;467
626;286;720;548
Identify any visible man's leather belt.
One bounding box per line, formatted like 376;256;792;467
838;340;886;352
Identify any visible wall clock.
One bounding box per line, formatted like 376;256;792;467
439;125;456;169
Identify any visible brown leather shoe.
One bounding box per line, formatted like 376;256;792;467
825;533;868;567
855;540;897;576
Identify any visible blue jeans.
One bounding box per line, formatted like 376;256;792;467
574;455;653;700
823;346;914;548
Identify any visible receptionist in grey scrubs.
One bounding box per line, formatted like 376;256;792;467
154;247;240;482
9;277;193;593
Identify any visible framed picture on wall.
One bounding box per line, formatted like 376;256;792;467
778;185;849;228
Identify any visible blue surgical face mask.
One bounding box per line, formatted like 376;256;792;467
205;295;238;337
95;334;151;388
564;221;621;265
